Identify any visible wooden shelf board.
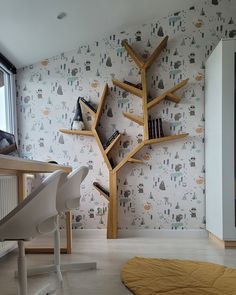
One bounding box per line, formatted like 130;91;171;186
112;79;143;98
141;68;149;140
59;129;94;136
122;40;144;68
170;78;189;93
113;142;145;173
147;79;189;109
144;133;188;146
80;99;96;117
93;83;109;129
165;93;180;103
59;34;189;241
143;36;168;70
93;182;110;201
114;134;188;173
123;112;144;126
105;133;121;154
128;158;144;164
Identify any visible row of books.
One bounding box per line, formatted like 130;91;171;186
79;97;97;113
148;118;165;139
103;130;120;150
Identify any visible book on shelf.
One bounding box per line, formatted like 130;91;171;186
155;119;159;138
123;80;143;90
148;120;152;139
79;97;97;113
93;182;110;196
103;130;120;149
159;118;165;137
152;119;156;139
148;118;165;139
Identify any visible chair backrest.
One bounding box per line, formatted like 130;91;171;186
56;166;89;213
0;170;67;241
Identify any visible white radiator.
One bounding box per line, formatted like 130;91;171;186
0;175;18;257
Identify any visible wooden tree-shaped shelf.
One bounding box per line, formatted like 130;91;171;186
60;35;189;239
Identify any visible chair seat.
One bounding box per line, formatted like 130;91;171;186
0;170;66;295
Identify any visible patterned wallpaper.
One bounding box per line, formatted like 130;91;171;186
16;0;236;231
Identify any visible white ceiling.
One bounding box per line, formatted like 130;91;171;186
0;0;198;68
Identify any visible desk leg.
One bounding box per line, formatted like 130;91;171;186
18;173;26;203
66;211;72;254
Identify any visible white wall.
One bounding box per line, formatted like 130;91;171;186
16;0;236;231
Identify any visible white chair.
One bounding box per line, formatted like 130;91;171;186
26;166;97;285
0;170;66;295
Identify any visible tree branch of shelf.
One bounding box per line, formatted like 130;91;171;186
93;128;113;171
112;79;143;98
165;93;180;102
122;40;145;69
140;68;149;140
143;36;169;70
123;112;144;126
105;133;121;154
59;129;94;136
113;133;188;173
147;79;189;109
144;133;189;146
128;158;145;164
113;142;145;173
93;182;110;201
93;83;109;129
80;99;96;117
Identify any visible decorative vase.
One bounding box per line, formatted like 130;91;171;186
71;97;85;130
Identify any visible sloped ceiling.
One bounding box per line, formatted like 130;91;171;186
0;0;199;68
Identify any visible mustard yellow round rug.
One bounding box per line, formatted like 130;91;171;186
121;257;236;295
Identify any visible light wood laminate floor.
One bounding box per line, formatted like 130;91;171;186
0;235;236;294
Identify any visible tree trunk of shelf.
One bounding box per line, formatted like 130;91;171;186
141;69;149;140
107;171;118;239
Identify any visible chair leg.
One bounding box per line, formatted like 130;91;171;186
16;216;96;291
18;241;28;295
54;216;63;287
17;241;54;295
33;284;54;295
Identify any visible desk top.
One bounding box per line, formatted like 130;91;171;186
0;154;72;174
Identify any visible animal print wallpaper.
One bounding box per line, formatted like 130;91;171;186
16;0;236;231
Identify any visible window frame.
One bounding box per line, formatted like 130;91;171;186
0;63;17;138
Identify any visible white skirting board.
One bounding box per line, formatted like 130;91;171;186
69;229;208;239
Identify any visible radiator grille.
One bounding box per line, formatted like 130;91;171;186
0;176;18;257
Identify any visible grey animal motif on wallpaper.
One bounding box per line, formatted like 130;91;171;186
16;0;236;230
